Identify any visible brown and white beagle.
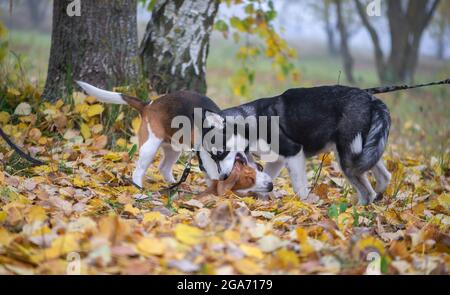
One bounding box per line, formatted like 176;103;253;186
76;81;273;194
200;159;273;196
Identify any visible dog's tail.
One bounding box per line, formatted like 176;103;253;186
354;98;391;172
76;81;148;111
364;78;450;95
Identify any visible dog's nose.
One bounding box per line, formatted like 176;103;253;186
219;174;228;181
266;182;273;192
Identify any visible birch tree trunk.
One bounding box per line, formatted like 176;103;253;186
42;0;139;101
140;0;219;95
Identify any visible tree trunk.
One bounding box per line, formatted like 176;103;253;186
324;3;338;56
355;0;440;83
335;0;355;83
436;25;445;60
140;0;219;95
42;0;139;102
27;0;49;28
354;0;387;82
435;16;446;60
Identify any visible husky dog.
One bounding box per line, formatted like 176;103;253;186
198;79;449;205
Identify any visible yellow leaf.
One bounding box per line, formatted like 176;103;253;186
233;258;262;275
7;87;21;96
91;124;103;134
124;204;140;216
103;152;122;162
136;237;165;256
75;103;89;115
116;138;127;149
73;176;86;187
29;128;42;141
223;230;240;243
80;123;91;139
143;211;163;224
132;116;141;134
27;206;47;222
0;227;14;247
86;104;104;117
86;95;97;104
31;234;79;263
240;197;256;207
355;236;385;255
175;224;203;245
437;194;450;211
275;248;299;268
240;244;264;259
296;228;314;255
72;92;86;105
0;111;10;124
115;112;124;122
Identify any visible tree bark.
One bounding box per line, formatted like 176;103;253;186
354;0;387;82
355;0;440;83
140;0;219;95
42;0;139;102
324;2;338;56
335;0;355;83
436;23;446;60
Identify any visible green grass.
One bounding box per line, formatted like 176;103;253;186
3;30;50;85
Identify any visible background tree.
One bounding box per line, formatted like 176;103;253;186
334;0;355;83
26;0;50;30
42;0;139;101
309;0;339;56
430;1;450;60
140;0;219;95
355;0;441;83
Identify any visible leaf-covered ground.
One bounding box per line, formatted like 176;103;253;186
0;93;449;275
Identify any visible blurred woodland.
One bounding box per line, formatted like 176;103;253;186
0;0;448;275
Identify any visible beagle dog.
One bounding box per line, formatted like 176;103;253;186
200;157;273;196
76;81;274;194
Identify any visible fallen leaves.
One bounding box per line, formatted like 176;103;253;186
175;224;204;246
0;97;449;275
137;237;166;256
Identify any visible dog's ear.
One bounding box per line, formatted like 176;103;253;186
204;111;224;129
216;164;241;195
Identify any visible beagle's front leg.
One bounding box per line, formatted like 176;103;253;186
132;137;162;188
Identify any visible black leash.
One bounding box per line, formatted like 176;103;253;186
364;78;450;95
162;149;195;192
0;123;196;193
127;148;197;194
0;126;44;166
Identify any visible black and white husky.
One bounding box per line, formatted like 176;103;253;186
198;79;449;205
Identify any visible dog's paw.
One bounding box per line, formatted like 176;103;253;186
357;193;377;206
163;174;177;183
296;188;310;200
